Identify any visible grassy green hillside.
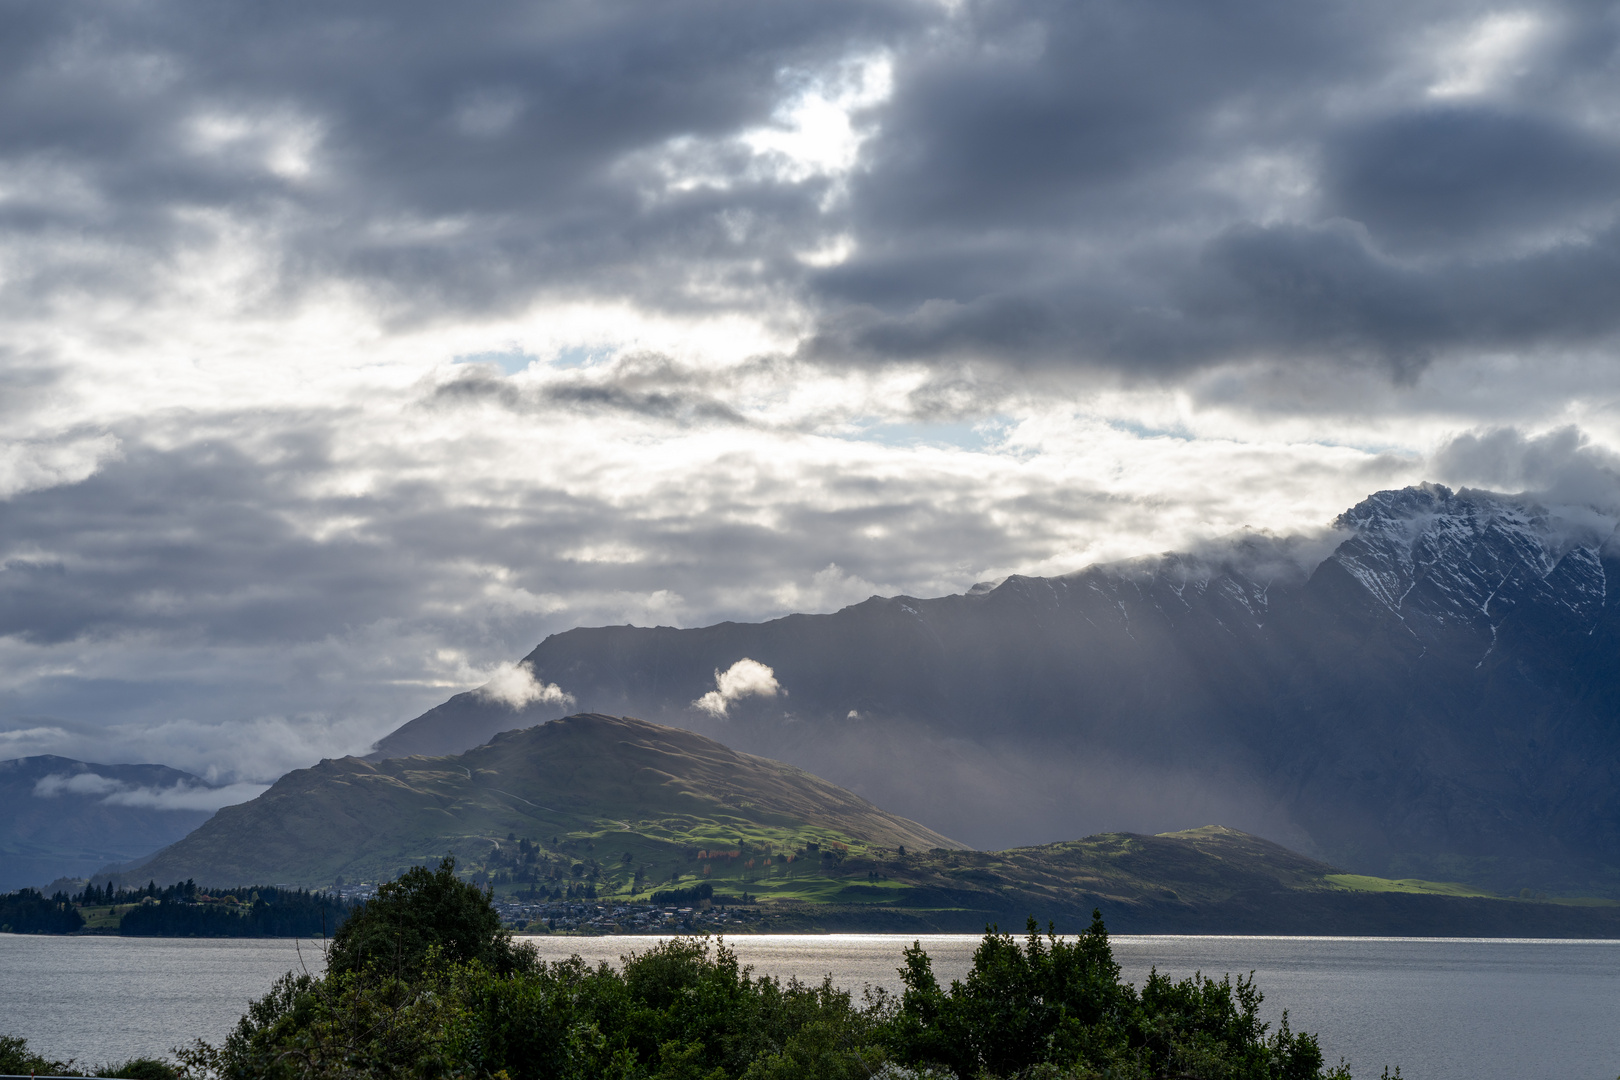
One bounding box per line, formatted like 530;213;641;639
126;714;959;890
713;826;1620;935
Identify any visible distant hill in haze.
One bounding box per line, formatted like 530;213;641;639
126;713;960;888
0;755;220;890
370;484;1620;897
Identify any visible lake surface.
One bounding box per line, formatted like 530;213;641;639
2;933;1617;1079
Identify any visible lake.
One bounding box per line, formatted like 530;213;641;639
2;933;1617;1079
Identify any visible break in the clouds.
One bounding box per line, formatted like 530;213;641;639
2;0;1619;781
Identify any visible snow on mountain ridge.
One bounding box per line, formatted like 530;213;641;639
1330;483;1618;632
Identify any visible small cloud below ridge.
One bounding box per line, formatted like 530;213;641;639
33;772;266;811
694;658;782;717
33;772;123;797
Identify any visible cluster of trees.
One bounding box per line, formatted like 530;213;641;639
0;888;85;933
120;887;353;938
0;1034;176;1080
485;835;548;887
484;834;613;898
0;881;351;937
160;857;1356;1080
74;879;200;906
648;882;717;906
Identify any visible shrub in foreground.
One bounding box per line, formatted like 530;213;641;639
0;1035;179;1080
326;858;528;979
171;907;1353;1080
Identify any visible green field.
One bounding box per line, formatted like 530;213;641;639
1324;873;1499;898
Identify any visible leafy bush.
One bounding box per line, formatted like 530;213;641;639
171;892;1359;1080
890;913;1343;1079
0;1033;72;1075
97;1059;181;1080
1;1032;183;1079
326;857;530;978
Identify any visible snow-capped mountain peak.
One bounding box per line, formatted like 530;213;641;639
1329;483;1616;634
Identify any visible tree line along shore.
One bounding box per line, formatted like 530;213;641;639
0;880;351;937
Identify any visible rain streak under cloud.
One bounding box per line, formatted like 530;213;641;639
3;0;1620;782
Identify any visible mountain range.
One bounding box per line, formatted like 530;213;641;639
370;483;1620;897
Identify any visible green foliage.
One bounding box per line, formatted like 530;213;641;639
0;1034;175;1079
649;883;714;906
890;913;1347;1080
0;888;86;933
170;863;1362;1080
0;1033;72;1075
327;857;529;978
121;887;351;938
97;1059;181;1080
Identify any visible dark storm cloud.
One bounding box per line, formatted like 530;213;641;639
1433;425;1620;506
805;0;1620;377
6;0;1617;377
807;218;1620;379
1323;108;1620;251
0;0;921;321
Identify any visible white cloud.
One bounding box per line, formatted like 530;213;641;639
1427;11;1547;99
102;780;268;811
739;52;893;183
693;658;782;717
475;662;577;711
30;770;265;811
0;435;121;499
33;772;124;797
0;726;73;750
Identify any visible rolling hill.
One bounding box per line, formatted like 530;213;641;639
124;713;959;888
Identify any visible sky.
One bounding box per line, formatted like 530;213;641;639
3;0;1620;795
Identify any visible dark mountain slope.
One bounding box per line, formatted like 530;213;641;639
128;714;960;887
0;755;217;890
370;484;1620;894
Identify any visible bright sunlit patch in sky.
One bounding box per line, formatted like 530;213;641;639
550;346;616;370
1427;11;1546;98
837;418;1011;452
740;52;894;182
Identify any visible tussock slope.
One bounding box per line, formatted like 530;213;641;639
129;714;959;887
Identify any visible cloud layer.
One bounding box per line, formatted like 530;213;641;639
33;771;267;812
1;0;1618;783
